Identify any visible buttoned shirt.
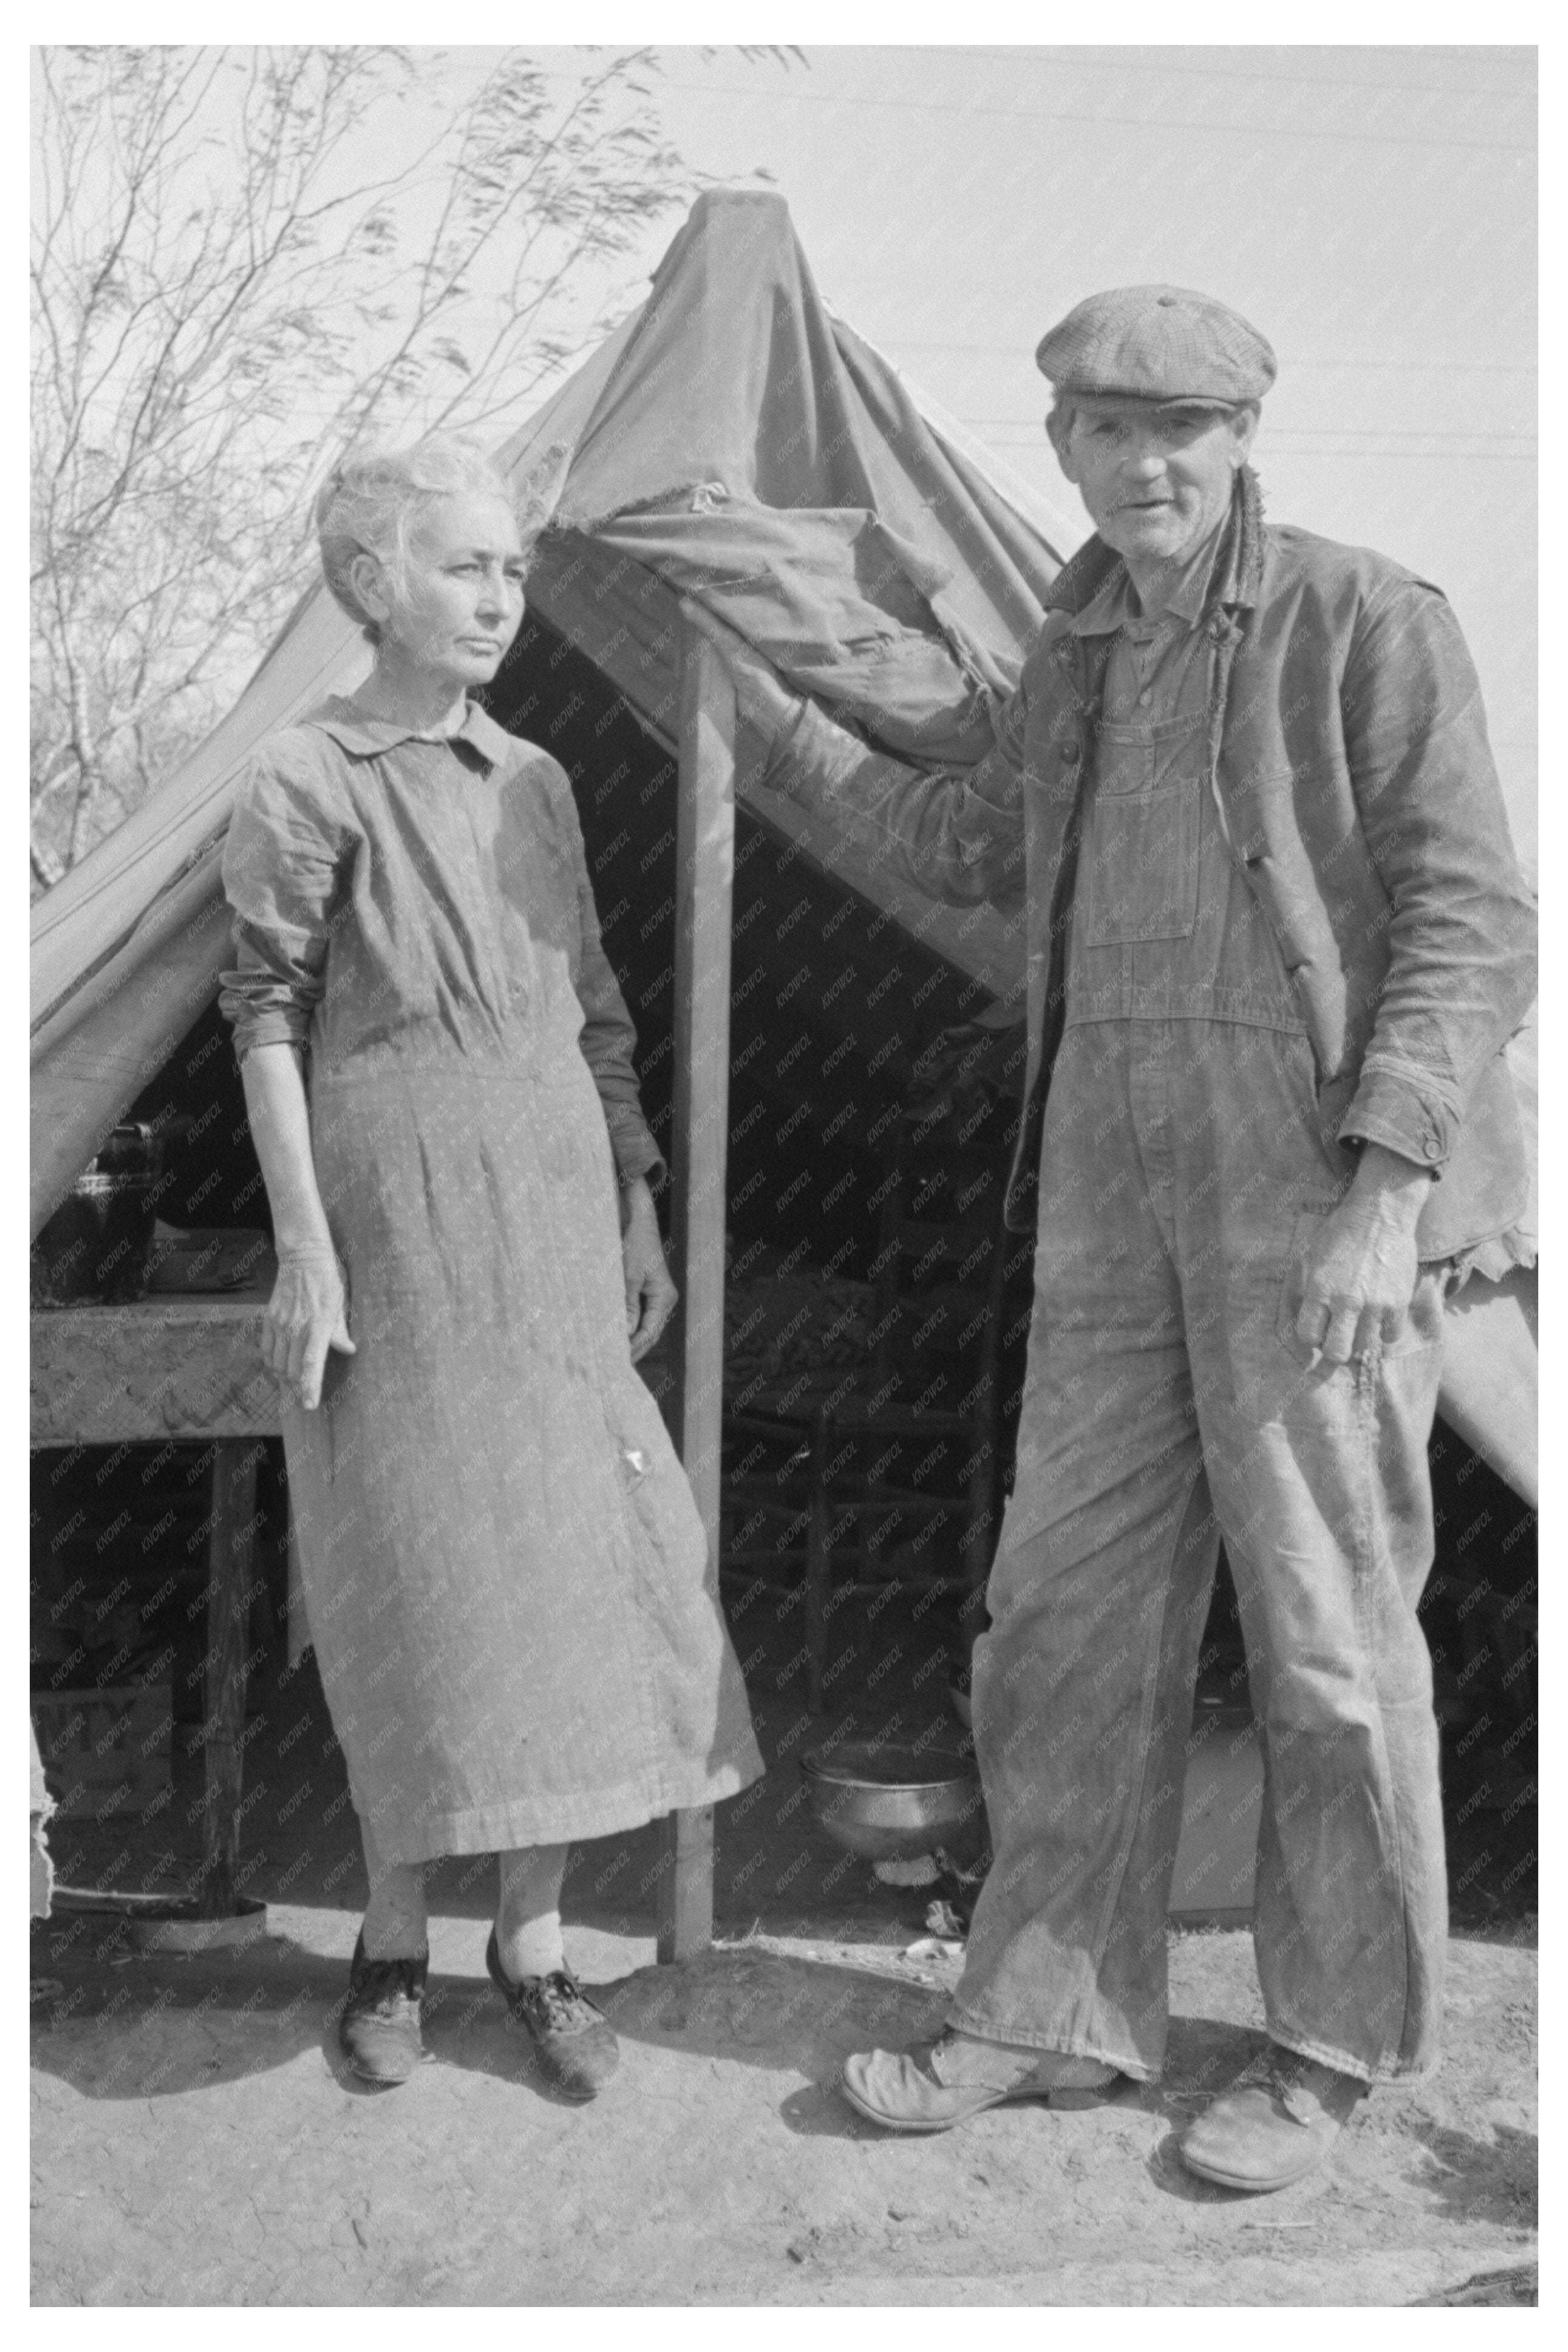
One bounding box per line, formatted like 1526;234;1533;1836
1075;520;1226;726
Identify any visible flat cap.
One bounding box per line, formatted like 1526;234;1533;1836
1035;284;1276;406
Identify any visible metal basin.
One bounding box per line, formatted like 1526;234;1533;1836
800;1738;981;1862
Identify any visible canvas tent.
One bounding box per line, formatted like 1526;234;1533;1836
31;186;1537;1504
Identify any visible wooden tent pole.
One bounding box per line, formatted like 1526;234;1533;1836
655;615;737;1963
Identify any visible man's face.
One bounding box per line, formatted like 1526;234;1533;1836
1052;398;1257;567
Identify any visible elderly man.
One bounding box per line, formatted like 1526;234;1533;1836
726;286;1535;2190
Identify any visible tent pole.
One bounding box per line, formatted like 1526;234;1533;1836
656;615;736;1965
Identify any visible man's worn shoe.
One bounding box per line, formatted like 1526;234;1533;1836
1179;2047;1368;2192
840;2030;1122;2134
339;1935;429;2086
485;1929;619;2100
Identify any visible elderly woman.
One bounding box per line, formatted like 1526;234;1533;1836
220;436;762;2094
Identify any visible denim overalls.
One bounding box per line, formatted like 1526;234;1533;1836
950;556;1450;2085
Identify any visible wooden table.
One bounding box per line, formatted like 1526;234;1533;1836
30;1278;724;1955
30;1288;280;1918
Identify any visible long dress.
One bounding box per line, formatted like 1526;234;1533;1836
220;694;763;1862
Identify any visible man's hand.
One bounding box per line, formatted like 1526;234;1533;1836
619;1174;678;1364
264;1246;356;1411
686;608;803;755
1286;1144;1433;1368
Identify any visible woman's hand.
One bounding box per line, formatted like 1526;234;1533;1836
239;1045;353;1409
619;1176;678;1364
264;1247;356;1411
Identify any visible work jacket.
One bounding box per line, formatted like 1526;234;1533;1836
764;471;1537;1261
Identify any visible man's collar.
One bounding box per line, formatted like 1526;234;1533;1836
1068;522;1229;638
311;695;512;769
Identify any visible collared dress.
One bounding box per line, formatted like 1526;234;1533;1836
220;695;763;1862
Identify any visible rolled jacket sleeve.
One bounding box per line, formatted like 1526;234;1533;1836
1337;579;1538;1171
744;678;1028;911
219;751;349;1061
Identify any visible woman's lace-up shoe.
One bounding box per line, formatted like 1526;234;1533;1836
1179;2045;1368;2191
485;1928;620;2099
338;1935;429;2086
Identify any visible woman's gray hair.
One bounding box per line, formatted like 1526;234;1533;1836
314;435;520;642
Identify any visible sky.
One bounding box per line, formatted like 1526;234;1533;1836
646;43;1538;871
26;38;1539;864
377;39;1535;864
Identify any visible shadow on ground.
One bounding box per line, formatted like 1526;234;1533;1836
31;1926;1538;2306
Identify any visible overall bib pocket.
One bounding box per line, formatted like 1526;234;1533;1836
1083;717;1204;947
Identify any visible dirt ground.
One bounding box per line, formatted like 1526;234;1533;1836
30;1909;1537;2307
30;1604;1538;2308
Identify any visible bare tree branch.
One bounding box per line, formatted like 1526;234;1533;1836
31;43;758;889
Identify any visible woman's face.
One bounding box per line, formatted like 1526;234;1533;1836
370;491;528;689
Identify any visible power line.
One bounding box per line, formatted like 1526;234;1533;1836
1258;450;1536;462
1267;444;1535;456
655;75;1533;154
877;339;1535;375
984;46;1533;103
962;421;1534;445
979;435;1536;460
